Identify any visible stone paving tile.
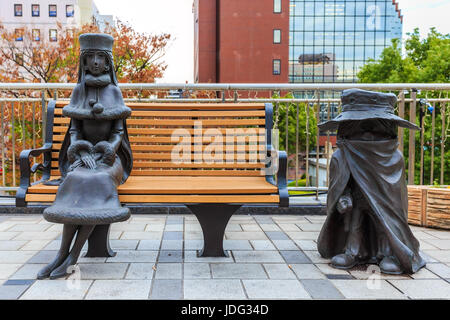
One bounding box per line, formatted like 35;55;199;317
388;279;450;299
233;251;284;263
20;240;52;251
425;263;450;278
150;279;183;299
110;223;145;232
13;232;60;241
25;250;54;264
154;263;182;279
225;224;243;231
290;264;326;279
277;223;300;232
184;279;246;300
249;240;276;251
10;264;46;280
296;223;323;232
240;224;261;232
0;240;28;250
8;224;52;232
243;280;311;299
272;240;298;250
423;230;450;240
253;216;274;224
409;268;440;279
279;250;312;264
106;250;158;263
110;239;139;250
423;250;450;263
184;240;203;250
161;240;183;250
301;279;345;299
85;280;152;300
423;239;450;250
285;231;319;240
413;231;440;240
419;240;438;250
184;263;211;279
420;251;440;263
259;224;281;232
78;255;107;264
225;231;267;240
303;250;330;263
211;263;267;279
184;231;203;240
316;263;351;276
294;240;318;251
21;280;93;299
165;224;184;232
223;240;252;251
0;284;30;299
265;231;290;240
121;231;162;240
137;240;161;250
0;250;37;264
67;263;128;280
263;263;297;279
125;263;155;280
166;216;184;224
348;266;411;280
144;224;166;232
330;280;406;299
158;250;183;263
0;232;20;240
184;250;233;263
0;264;23;279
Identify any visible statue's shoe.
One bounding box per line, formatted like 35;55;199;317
331;253;358;269
379;256;403;275
49;255;78;279
36;253;68;279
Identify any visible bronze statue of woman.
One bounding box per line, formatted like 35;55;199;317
38;33;133;279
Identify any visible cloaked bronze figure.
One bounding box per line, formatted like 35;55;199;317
38;34;132;279
317;89;426;275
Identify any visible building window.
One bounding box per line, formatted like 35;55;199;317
15;29;24;41
31;4;40;16
32;29;40;41
14;4;23;16
273;0;281;13
66;5;74;17
49;29;57;42
273;29;281;44
49;4;57;17
273;59;281;75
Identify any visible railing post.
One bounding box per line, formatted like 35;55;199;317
430;102;435;185
398;91;405;153
440;102;446;186
408;90;417;185
315;90;320;200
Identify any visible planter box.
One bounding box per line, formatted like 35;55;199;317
407;186;450;230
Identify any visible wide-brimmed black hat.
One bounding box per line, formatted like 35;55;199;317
79;33;113;52
318;89;419;131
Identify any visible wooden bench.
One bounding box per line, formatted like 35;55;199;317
16;100;288;256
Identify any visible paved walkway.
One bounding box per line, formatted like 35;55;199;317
0;214;449;300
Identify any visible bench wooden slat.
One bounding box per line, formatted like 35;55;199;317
28;176;277;194
51;161;265;169
53;127;267;135
26;194;279;203
53;118;266;126
52;135;265;143
50;169;264;176
53;108;266;117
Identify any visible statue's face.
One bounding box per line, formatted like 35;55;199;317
85;51;107;76
338;119;397;141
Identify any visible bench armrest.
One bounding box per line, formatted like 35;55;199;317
265;145;289;207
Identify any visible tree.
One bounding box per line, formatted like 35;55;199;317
357;28;450;185
0;20;171;186
0;20;171;85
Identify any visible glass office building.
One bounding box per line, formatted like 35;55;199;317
289;0;402;83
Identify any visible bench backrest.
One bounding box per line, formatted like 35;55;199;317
51;102;273;177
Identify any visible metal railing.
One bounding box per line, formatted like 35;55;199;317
1;83;449;199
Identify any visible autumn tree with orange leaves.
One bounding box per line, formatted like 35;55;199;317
0;21;170;187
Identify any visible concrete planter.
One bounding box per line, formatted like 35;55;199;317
407;186;450;230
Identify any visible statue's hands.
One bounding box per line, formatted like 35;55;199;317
79;150;97;169
337;195;353;214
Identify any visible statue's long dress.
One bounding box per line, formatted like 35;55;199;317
43;82;132;225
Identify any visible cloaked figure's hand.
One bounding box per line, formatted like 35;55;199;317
337;195;353;214
79;150;97;170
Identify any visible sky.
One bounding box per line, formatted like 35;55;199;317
94;0;450;83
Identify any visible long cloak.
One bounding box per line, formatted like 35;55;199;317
317;138;426;274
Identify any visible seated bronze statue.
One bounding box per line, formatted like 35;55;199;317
317;89;426;275
38;33;133;279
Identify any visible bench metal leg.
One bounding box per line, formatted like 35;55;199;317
187;204;241;257
84;224;116;258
